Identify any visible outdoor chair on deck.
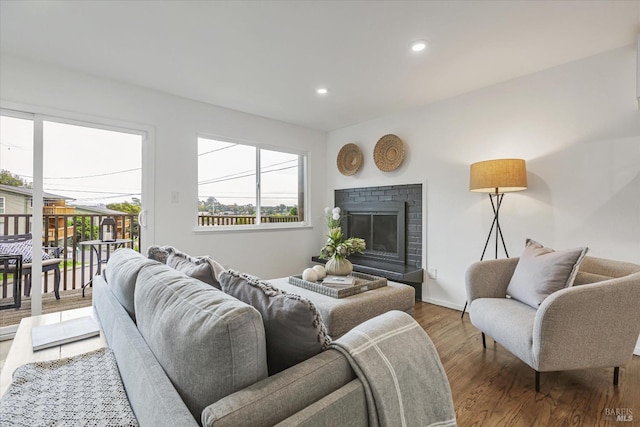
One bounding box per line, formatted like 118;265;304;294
0;233;62;300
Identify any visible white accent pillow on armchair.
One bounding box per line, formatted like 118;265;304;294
506;238;588;309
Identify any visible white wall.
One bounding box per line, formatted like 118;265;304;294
0;55;328;279
326;46;640;312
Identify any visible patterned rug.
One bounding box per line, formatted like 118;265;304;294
0;347;138;426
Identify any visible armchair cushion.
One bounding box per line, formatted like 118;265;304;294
506;239;588;309
470;298;537;366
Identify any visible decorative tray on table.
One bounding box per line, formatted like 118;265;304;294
288;271;387;299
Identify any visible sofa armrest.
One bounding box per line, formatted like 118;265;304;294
533;272;640;371
201;349;355;427
274;380;367;427
465;258;519;304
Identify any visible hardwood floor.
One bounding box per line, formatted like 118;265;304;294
414;302;639;426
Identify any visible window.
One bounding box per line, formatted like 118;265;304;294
0;197;4;214
197;136;306;227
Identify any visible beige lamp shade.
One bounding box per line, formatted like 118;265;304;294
469;158;527;193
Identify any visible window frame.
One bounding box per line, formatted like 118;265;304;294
194;134;310;233
0;196;5;214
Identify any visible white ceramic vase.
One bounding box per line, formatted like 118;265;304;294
325;257;353;276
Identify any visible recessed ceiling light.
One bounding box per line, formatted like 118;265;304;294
316;88;328;95
410;40;427;52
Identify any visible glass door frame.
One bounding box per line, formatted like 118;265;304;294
0;103;155;319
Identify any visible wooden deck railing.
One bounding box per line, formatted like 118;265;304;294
197;214;300;226
0;213;139;294
1;213;298;294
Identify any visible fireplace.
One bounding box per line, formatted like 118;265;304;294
313;184;424;299
341;202;406;265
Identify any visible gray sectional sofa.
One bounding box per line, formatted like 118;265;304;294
93;248;456;426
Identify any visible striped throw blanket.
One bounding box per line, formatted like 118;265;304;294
330;310;457;427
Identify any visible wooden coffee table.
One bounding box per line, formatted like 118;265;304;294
0;306;106;397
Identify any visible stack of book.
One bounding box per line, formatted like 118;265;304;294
31;316;101;351
322;276;355;289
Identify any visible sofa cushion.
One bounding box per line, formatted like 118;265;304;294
103;248;159;320
134;264;268;420
506;239;588;309
220;270;331;375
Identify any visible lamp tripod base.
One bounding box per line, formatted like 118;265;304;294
461;191;510;319
480;192;509;261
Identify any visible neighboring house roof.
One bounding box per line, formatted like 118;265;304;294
72;204;129;215
0;184;72;201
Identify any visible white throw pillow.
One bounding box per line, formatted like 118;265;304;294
506;239;588;309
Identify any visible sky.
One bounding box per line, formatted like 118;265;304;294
197;136;300;209
0;116;141;206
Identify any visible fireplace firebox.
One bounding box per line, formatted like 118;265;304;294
341;202;406;265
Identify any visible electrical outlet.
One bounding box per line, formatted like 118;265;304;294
170;191;180;203
428;268;437;280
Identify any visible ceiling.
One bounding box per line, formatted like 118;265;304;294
1;1;639;131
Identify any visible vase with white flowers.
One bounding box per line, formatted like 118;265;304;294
319;207;366;276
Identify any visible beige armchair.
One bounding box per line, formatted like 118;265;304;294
465;256;640;392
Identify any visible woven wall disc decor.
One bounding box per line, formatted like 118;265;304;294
374;134;404;172
337;143;363;176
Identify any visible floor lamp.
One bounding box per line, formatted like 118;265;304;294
461;158;527;318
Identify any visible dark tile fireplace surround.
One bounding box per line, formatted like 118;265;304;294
313;184;424;299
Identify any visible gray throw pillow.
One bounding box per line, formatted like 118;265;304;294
146;245;170;263
220;270;332;375
506;238;588;309
161;247;224;290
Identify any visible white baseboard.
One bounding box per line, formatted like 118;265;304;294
420;296;465;312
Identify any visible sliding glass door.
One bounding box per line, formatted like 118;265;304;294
1;109;151;326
